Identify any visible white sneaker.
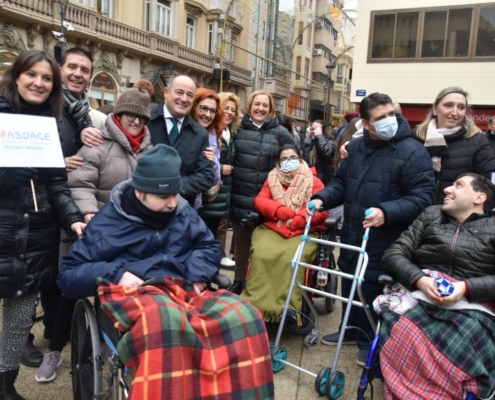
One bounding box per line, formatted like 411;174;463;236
221;257;235;270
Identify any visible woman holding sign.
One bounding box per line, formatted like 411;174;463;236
0;49;85;399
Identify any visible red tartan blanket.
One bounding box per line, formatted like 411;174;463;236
97;277;274;400
374;271;495;400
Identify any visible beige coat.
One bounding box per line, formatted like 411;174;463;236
68;115;153;215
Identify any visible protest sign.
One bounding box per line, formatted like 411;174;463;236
0;113;64;168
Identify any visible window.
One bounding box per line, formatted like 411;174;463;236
306;26;311;47
370;5;495;61
305;58;310;78
157;0;172;37
207;23;214;54
97;0;112;17
144;0;151;31
298;21;303;45
186;17;195;49
0;52;16;81
262;21;265;40
477;7;495;57
296;56;301;80
90;73;116;107
229;36;236;62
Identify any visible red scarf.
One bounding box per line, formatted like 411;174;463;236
111;114;146;153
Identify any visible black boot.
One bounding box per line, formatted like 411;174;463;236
0;369;26;400
228;281;244;295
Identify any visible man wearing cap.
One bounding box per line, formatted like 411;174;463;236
57;144;222;299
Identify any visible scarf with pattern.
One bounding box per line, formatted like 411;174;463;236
424;119;462;172
62;84;90;126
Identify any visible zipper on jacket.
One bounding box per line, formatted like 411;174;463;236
448;224;461;276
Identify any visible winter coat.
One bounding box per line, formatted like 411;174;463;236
485;130;495;158
58;180;222;299
383;206;495;303
413;127;495;205
0;94;84;298
200;127;236;219
231;115;296;221
147;104;214;207
254;168;328;238
67;114;153;215
302;135;336;185
313;114;437;280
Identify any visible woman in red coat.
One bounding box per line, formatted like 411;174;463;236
242;144;328;325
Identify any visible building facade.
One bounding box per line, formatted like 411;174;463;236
0;0;252;106
352;0;495;130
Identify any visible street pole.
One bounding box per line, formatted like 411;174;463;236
304;84;311;130
325;60;335;128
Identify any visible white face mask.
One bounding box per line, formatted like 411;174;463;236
280;159;301;172
369;116;398;141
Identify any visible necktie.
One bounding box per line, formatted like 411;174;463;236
168;118;179;144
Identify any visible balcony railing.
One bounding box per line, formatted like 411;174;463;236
1;0;251;85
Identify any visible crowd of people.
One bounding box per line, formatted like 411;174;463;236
1;47;495;399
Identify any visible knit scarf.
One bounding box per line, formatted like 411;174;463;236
267;161;313;227
424;119;462;172
62;84;90;126
121;186;177;230
111;114;146;153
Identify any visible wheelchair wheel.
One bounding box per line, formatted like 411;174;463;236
315;367;332;395
325;370;345;399
287;304;316;335
270;344;287;373
324;254;338;313
71;299;103;400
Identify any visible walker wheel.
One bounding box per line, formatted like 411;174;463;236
304;334;318;348
325;370;345;399
270;344;287;373
314;367;332;395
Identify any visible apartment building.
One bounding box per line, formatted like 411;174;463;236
352;0;495;130
0;0;252;105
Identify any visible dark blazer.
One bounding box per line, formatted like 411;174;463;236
147;104;214;206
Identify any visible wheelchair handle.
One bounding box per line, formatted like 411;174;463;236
365;208;373;217
308;201;316;213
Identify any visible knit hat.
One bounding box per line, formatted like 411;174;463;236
114;86;151;122
131;144;182;195
344;112;360;123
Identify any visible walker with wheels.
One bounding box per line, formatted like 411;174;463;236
270;203;376;400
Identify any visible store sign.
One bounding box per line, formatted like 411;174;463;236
356;90;366;97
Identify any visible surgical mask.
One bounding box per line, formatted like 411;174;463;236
280;159;301;172
369;116;398;141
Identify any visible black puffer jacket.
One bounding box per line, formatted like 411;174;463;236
414;127;495;204
383;206;495;303
302;135;336;185
231;116;296;220
485;130;495;158
0;94;84;298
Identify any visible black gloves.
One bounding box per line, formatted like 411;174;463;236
1;168;39;188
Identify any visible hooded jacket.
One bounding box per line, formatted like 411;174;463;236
68;115;153;215
231;115;296;220
312;114;436;280
0;93;84;298
58;180;222;299
383;206;495;303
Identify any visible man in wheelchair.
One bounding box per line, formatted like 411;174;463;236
377;173;495;399
58;144;274;399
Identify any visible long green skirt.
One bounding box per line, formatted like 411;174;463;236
241;225;318;325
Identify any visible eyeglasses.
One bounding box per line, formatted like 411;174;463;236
124;113;147;124
279;155;299;162
197;104;218;116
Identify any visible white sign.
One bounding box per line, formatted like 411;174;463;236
0;113;65;168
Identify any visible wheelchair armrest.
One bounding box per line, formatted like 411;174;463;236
378;274;396;285
324;215;342;231
212;273;231;289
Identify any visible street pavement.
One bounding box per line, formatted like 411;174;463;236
11;235;385;400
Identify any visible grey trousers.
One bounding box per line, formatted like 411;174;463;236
0;293;37;372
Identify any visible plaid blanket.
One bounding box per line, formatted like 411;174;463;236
374;271;495;400
97;277;274;400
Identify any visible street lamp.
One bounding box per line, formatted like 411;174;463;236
304;84;311;131
325;61;336;129
58;0;70;55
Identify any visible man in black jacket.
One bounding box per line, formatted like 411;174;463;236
485;116;495;157
147;75;213;208
383;173;495;305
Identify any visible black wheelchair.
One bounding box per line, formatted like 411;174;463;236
70;274;231;400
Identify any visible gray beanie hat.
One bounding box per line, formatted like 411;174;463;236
131;144;182;195
114;87;151;121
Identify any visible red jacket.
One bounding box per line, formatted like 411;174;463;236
253;169;328;238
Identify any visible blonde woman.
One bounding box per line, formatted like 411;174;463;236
414;87;495;204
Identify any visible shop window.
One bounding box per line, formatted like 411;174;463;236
90;73;116;107
0;52;16;80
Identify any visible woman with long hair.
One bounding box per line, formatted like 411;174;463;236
189;88;225;231
302;119;336;185
229;90;296;294
0;50;85;398
414;87;495;204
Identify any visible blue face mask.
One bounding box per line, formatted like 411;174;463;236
370;116;398;141
280;159;301;172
